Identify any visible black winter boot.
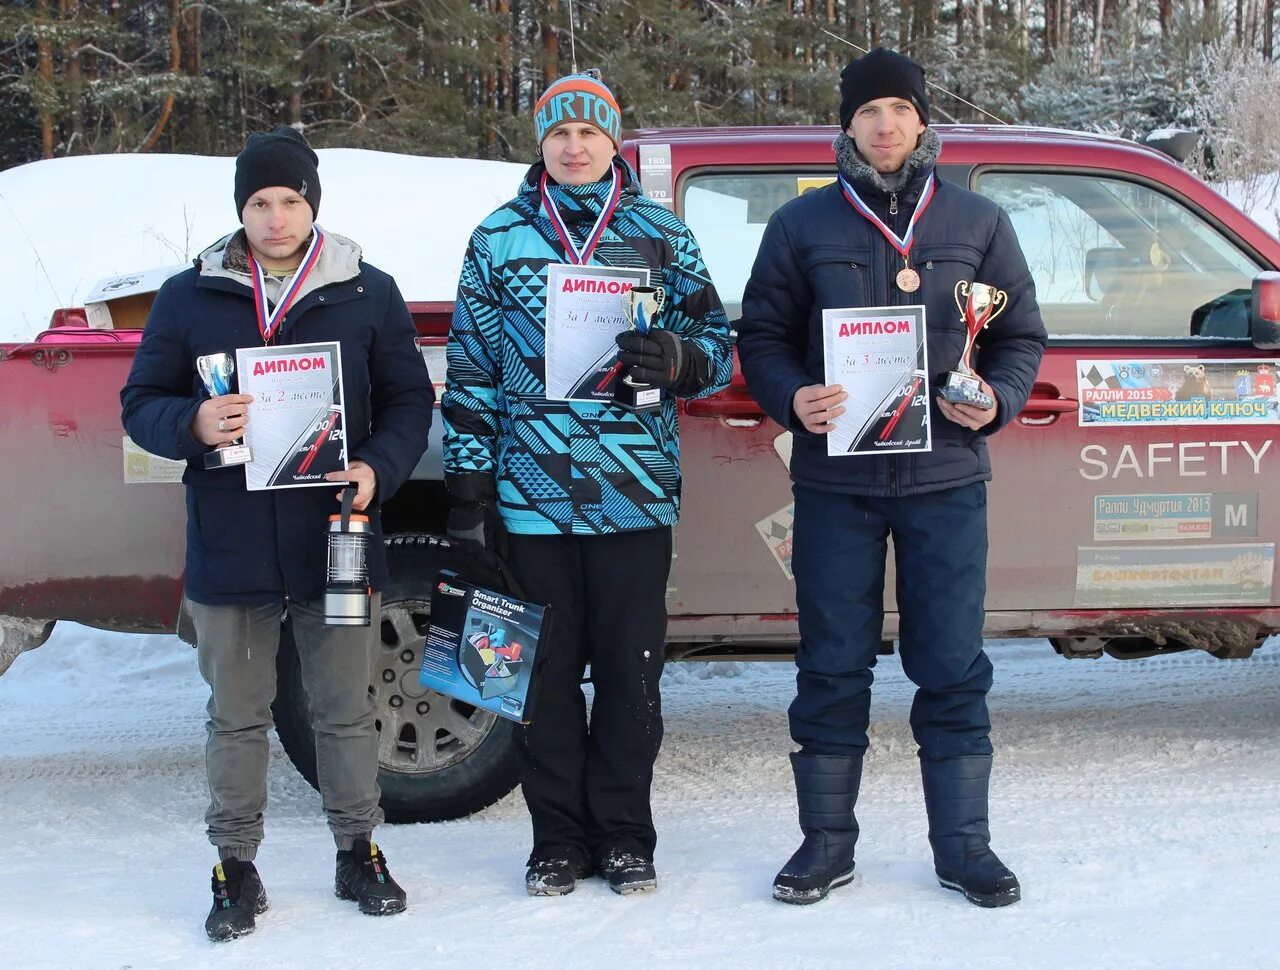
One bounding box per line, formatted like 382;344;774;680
921;754;1020;908
335;839;408;915
772;751;862;904
597;847;657;896
205;858;269;942
525;853;593;896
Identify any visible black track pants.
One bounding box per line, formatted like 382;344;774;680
504;527;672;865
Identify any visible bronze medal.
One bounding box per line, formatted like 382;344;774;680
896;267;921;293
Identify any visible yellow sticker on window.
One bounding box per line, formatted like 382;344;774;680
797;176;836;196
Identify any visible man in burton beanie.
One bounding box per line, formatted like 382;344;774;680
533;72;623;150
738;47;1047;907
443;73;732;898
122;125;433;940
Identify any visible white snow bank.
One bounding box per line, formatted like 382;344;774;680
1216;171;1280;237
0;150;528;341
2;149;1277;345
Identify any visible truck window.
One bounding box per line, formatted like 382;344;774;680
973;171;1261;340
683;172;831;320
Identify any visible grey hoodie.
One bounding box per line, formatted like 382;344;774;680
198;227;363;305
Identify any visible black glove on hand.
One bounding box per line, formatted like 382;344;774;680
445;476;509;565
615;329;685;389
615;329;714;397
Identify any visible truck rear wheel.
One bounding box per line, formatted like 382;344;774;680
272;534;521;823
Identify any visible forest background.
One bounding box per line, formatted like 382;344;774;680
2;0;1279;199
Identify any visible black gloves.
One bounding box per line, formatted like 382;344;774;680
614;329;714;397
445;473;508;588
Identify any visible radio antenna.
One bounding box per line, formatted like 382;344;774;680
819;28;1010;125
568;0;579;74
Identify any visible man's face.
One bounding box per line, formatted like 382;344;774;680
541;123;614;185
846;97;926;175
241;187;313;266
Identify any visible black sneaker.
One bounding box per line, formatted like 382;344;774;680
335;839;407;916
597;848;657;896
205;859;269;942
525;855;592;897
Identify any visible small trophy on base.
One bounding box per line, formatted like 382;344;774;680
940;281;1006;411
614;285;666;413
196;352;252;469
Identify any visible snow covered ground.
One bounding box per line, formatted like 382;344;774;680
1;626;1277;969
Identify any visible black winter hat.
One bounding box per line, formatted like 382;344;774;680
838;48;930;131
234;126;321;221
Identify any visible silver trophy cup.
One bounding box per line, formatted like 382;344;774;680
614;285;667;413
195;352;252;469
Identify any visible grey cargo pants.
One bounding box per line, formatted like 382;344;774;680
190;595;384;861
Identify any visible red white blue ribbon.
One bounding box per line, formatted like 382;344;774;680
838;172;936;261
539;166;622;265
248;228;325;344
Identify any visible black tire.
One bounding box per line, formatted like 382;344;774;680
272;533;521;823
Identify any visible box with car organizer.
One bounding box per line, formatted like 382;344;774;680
419;570;553;724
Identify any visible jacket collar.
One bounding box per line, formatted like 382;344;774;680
196;227;363;301
833;127;942;202
519;155;641;215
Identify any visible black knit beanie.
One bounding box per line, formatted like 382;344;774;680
838;48;930;131
234;126;321;221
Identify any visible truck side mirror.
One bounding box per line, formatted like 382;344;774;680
1250;272;1280;349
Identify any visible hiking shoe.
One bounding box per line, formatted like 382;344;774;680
598;848;657;896
205;859;269;942
525;855;593;896
335;839;407;916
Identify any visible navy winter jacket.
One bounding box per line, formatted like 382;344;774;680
738;153;1047;497
120;230;434;606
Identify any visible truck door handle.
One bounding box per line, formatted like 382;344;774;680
1020;385;1079;415
1022;397;1078;413
685;390;766;420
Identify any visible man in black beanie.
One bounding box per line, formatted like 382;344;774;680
738;48;1047;907
122;127;434;939
234;125;322;221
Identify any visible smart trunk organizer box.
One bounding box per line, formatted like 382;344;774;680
419;571;553;724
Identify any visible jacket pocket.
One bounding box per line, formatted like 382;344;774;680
916;244;983;327
799;245;872;309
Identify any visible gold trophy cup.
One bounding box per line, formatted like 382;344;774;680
940;281;1007;411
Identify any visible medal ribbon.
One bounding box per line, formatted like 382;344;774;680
838;172;936;263
248;228;325;344
539;166;623;265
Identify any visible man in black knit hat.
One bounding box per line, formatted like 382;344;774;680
122;126;433;940
738;49;1047;907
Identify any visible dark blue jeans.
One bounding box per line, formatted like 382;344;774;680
789;482;994;759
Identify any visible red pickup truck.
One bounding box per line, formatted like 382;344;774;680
3;125;1279;823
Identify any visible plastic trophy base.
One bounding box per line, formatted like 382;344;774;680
613;377;663;414
939;371;995;410
203;443;253;469
324;588;371;627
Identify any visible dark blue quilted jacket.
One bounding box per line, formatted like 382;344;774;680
738;156;1047;497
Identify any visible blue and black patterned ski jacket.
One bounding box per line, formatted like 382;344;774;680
443;158;733;535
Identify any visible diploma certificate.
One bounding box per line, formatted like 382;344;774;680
822;305;931;457
237;341;348;490
544;264;650;402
